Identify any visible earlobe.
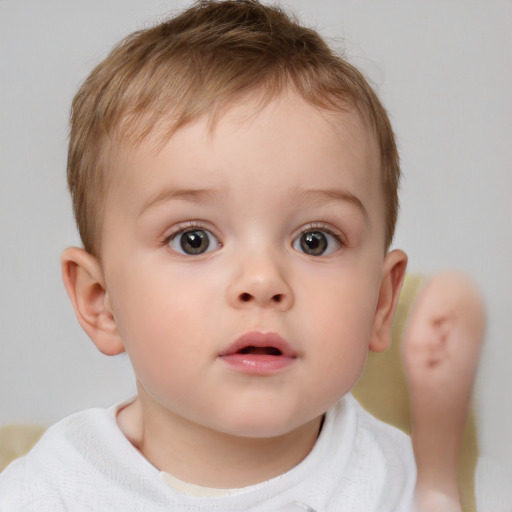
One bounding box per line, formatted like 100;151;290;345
369;249;408;353
61;247;125;356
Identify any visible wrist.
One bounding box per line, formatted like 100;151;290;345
414;488;461;512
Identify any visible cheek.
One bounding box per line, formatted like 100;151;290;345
301;269;379;341
298;267;379;383
109;270;210;377
314;310;371;381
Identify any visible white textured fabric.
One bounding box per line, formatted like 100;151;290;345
0;394;416;512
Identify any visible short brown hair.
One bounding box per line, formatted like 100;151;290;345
68;0;400;255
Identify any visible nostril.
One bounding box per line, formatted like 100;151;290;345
237;292;287;305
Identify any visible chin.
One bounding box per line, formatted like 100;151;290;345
213;410;316;440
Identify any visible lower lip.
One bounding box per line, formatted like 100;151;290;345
220;353;296;375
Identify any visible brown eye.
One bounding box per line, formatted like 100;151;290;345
293;229;341;256
169;228;219;255
299;231;327;255
181;230;209;254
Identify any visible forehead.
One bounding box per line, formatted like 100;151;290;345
115;89;379;173
107;90;382;216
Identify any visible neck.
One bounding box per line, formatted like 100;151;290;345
117;391;322;489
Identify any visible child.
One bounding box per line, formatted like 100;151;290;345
1;1;420;510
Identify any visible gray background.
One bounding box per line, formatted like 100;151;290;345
1;0;511;468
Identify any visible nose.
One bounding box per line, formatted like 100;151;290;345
226;251;294;311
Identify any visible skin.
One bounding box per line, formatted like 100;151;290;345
402;272;485;512
62;89;407;489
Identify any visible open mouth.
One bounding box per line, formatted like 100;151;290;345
219;332;296;374
238;346;283;356
220;331;296;358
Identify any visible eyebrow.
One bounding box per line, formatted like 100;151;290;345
290;188;368;219
138;188;219;217
138;185;367;219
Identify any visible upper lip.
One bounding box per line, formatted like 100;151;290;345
219;331;297;358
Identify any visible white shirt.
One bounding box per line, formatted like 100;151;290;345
0;394;416;512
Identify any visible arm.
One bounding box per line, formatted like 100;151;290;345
402;272;485;512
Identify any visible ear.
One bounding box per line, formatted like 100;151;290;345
369;249;408;353
61;247;125;356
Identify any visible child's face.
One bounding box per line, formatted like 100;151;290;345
98;90;402;438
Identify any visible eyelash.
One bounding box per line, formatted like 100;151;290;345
162;221;215;244
296;222;344;244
